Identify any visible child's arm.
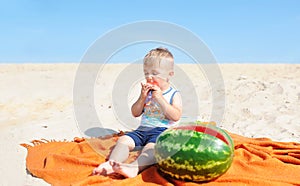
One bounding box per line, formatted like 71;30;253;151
131;83;152;117
152;88;182;121
158;92;182;121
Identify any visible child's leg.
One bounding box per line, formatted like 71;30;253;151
112;142;156;178
93;135;135;175
109;135;135;162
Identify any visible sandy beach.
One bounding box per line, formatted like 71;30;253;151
1;63;299;185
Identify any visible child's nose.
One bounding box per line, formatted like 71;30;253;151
146;76;153;80
146;77;155;84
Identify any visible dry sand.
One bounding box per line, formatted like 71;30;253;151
0;63;299;185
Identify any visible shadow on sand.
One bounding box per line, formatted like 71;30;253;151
84;127;119;138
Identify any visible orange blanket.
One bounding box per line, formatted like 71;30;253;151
21;132;300;186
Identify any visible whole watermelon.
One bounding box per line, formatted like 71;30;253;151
154;124;234;182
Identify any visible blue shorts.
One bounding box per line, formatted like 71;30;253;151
125;126;167;147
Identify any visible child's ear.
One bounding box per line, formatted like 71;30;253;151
169;71;174;77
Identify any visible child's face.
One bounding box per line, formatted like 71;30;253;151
143;60;173;87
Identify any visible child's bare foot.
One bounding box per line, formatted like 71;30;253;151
93;161;114;176
111;161;139;178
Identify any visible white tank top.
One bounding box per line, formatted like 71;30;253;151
140;86;179;128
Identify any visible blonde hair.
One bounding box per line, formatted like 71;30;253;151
143;47;174;70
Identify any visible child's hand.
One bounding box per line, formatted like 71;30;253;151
140;82;152;98
149;84;163;100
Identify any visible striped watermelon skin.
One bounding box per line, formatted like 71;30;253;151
154;125;234;182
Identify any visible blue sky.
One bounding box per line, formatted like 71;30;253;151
1;0;299;63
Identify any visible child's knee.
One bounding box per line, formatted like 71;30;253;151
117;135;135;150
